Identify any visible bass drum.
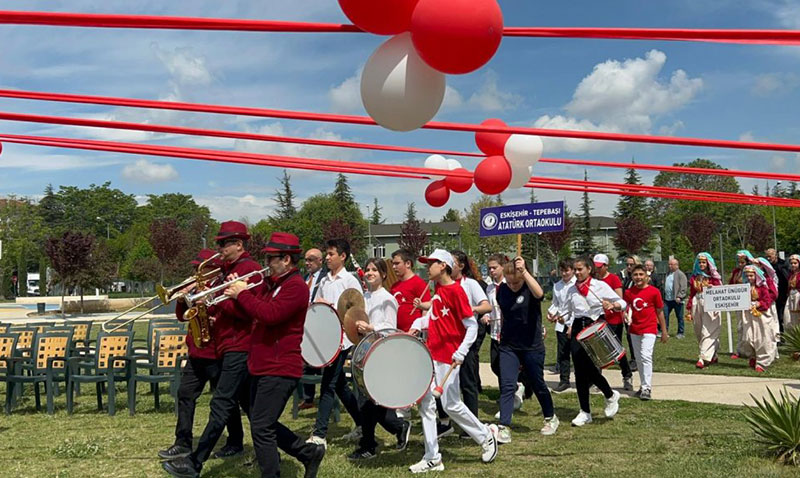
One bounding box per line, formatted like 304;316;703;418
351;328;433;409
301;303;343;368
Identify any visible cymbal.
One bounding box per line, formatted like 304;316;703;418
343;306;368;344
336;288;365;323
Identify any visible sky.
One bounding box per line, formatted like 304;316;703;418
1;0;799;224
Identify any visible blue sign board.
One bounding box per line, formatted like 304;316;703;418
480;201;565;237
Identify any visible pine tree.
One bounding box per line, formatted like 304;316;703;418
370;197;384;225
441;208;460;222
272;170;296;222
614;160;648;221
577;170;595;255
333;173;354;205
405;202;417;222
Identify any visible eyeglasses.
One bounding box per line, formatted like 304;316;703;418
304;256;320;262
217;239;239;248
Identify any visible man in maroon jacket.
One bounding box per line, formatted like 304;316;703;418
223;232;325;478
164;221;265;478
158;249;244;461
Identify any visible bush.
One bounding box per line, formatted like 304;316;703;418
781;325;800;360
745;387;800;466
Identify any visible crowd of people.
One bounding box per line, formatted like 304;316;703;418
156;220;795;478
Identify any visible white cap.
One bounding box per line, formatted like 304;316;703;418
418;249;455;270
593;253;609;267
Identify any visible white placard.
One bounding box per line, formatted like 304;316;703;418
703;284;751;312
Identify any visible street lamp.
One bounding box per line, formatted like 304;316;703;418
718;222;725;279
96;216;110;240
772;181;781;251
366;205;373;257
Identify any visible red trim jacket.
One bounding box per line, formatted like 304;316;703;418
208;252;265;354
687;275;722;310
236;268;308;378
751;283;774;312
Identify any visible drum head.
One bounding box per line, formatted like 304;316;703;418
301;303;343;368
576;320;604;340
362;334;433;409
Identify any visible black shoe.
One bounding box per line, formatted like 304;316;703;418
303;443;326;478
396;420;411;451
634;389;642;398
162;456;200;478
347;448;377;461
553;382;570;393
640;389;652;401
158;444;192;460
212;445;244;459
630;360;638;372
436;422;453;438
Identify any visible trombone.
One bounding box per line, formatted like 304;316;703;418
101;254;222;333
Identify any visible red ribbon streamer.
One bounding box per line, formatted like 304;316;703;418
0;11;798;45
0;110;798;183
1;88;799;154
0;133;797;208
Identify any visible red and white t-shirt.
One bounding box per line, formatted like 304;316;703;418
623;285;664;335
601;273;624;325
427;282;473;364
391;275;431;332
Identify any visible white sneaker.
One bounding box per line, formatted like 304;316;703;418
571;411;592;427
604;390;620;418
494;410;501;420
342;425;363;442
481;424;499;463
496;425;511;444
306;435;327;449
409;458;445;473
513;382;524;410
540;415;559;436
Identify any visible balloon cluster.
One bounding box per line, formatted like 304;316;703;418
341;0;504;132
423;154;472;207
474;118;542;194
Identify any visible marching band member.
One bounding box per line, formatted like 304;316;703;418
565;257;625;427
223;232;326;478
409;249;499;473
730;250;754;360
163;221;265;478
494;257;558;444
547;258;576;393
623;264;668;400
740;264;777;372
686;252;722;369
593;254;634;391
390;249;431;333
787;254;800;331
158;250;244;461
348;258;411;461
309;239;363;446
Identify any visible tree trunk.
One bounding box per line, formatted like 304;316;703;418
39;259;48;296
17;254;27;298
79;285;84;314
61;288;65;320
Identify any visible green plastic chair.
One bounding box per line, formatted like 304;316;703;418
5;330;72;414
66;331;133;416
127;329;188;415
0;333;19;414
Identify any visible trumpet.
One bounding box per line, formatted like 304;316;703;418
184;267;269;309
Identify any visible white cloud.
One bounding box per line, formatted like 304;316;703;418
121;159;179;182
329;69;362;113
739;131;757;142
467;71;522;111
233;122;360;162
773;1;800;28
442;85;464;109
752;73;800;96
151;44;214;87
658;120;685;136
531;50;703;153
195;193;275;223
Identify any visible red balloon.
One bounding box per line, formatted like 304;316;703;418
425;180;451;207
445;168;473;193
474;155;511;195
339;0;420;35
475;118;511;156
410;0;503;74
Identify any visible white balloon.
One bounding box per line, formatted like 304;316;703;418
446;158;462;170
508;162;532;189
360;33;446;132
504;134;543;167
424;154;449;170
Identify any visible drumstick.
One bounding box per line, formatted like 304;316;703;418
432;362;458;398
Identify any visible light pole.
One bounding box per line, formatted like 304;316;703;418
202;224;208;249
96;216;110;240
366;205;373;257
718;222;725;279
772;181;781;251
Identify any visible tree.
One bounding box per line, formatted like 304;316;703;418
369;198;384;225
56;182;138;238
614;162;648;222
461;195;514;265
294;193;367;254
148;218;188;283
0;196;47;298
682;214;717;254
405;202;418;222
743;213;773;253
271;170;297;227
614;216;651;255
540;213;575;259
333;173;355;205
399;218;428;258
45;231;94;317
441;208;460;223
575;170;595;255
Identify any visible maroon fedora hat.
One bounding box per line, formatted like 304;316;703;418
214;221;251;242
190;248;221;267
262;232;302;255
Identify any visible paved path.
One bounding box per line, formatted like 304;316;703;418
479;363;800;406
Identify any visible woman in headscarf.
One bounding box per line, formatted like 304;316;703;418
730;250;755;360
686;252;722;368
740;265;777;372
754;257;781;355
787;254;800;331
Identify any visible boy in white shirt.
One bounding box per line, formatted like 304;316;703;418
547;258;576;393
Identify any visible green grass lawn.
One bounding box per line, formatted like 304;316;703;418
0;382;795;478
479;301;800;379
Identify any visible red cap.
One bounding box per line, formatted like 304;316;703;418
214;221;250;242
190;249;220;267
262;232;302;255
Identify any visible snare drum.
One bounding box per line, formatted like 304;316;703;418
301;303;343;368
351;329;433;409
575;320;625;369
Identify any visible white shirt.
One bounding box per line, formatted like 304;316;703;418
566;278;627;321
318;268;363;348
459;277;489;310
548;276;576;332
485;278;506;322
364;288;398;332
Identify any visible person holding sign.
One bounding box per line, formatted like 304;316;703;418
623;265;668;400
730;250;755;360
741;265;777;372
686;252;723;369
787;255;800;331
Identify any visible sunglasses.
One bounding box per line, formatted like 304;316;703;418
217;239;239;248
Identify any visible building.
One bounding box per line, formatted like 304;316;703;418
573;216;664;266
367;221;461;258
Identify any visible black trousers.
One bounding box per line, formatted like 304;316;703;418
571;317;614;413
313;347;361;438
358;399;404;451
556;330;572;384
191;351;250;465
250;375;316;478
459;324;486;417
609;323;633;379
175;357;243;449
777;294;788;335
302;364;321;403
